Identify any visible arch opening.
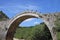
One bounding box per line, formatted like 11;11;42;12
19;18;43;27
6;13;53;40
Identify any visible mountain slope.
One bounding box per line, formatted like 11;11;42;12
0;11;9;21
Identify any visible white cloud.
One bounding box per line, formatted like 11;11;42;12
24;18;33;22
34;22;39;25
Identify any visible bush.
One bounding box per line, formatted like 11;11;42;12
25;24;52;40
14;23;52;40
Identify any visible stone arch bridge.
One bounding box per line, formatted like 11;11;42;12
0;11;59;40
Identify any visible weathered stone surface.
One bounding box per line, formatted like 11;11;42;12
0;11;60;40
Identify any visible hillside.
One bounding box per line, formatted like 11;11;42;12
14;23;52;40
0;11;9;21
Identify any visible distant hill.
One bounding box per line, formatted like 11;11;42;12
0;11;9;21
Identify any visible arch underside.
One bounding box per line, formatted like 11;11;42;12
6;13;53;40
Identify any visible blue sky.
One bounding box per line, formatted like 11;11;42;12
0;0;60;26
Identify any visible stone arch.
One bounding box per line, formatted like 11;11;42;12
5;11;56;40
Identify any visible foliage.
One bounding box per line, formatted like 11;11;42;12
25;24;52;40
57;32;60;40
14;27;33;39
54;15;60;32
54;15;60;40
14;23;52;40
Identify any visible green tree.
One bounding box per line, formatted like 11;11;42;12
26;23;52;40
